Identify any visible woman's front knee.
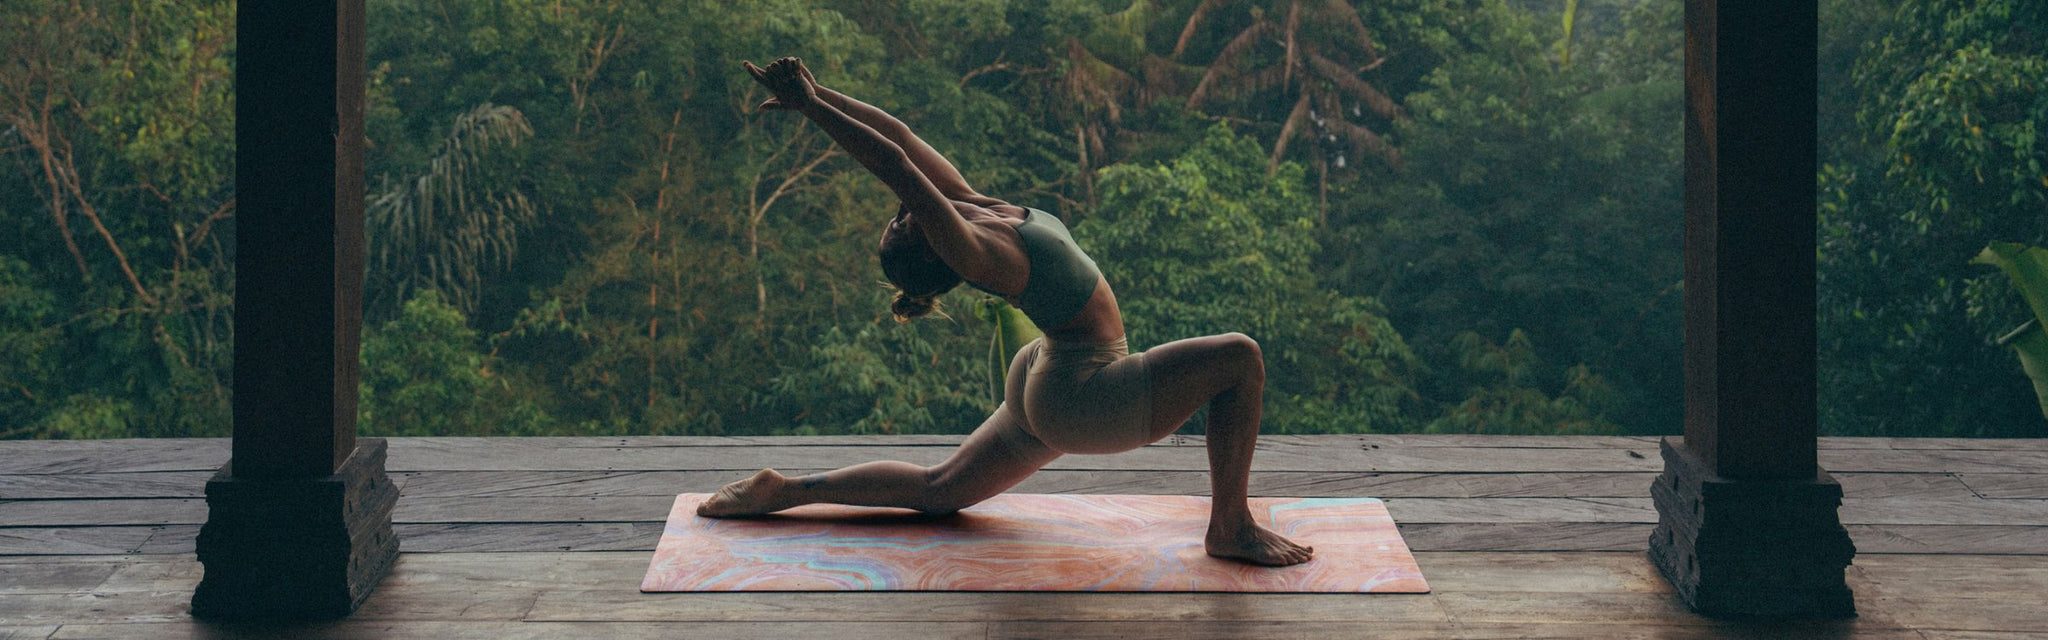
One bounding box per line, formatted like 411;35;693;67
1217;332;1264;376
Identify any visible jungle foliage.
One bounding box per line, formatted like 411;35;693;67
1818;0;2048;437
2;0;2034;439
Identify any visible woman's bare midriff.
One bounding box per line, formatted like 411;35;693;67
1038;276;1124;343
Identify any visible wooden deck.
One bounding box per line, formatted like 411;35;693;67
2;434;2045;638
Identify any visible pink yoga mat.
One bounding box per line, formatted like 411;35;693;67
641;493;1429;593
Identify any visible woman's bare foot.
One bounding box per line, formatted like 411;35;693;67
697;468;793;517
1205;518;1315;566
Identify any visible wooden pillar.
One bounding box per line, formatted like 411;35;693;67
1649;0;1855;618
191;0;399;620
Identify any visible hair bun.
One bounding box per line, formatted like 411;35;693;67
891;290;938;323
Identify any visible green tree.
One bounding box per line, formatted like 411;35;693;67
0;0;236;437
1426;329;1622;434
0;256;61;438
358;290;557;437
1082;124;1421;432
3;0;1710;440
763;318;994;435
1324;0;1682;433
1816;0;2048;437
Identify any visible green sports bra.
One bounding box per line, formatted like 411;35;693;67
970;208;1102;329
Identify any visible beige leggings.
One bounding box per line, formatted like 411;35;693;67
992;336;1155;455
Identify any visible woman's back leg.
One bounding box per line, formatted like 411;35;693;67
699;405;1060;517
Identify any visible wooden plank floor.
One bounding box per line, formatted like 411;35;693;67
2;435;2044;638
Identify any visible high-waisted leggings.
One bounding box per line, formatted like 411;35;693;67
983;335;1155;456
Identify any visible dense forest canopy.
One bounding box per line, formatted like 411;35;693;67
1;0;2041;439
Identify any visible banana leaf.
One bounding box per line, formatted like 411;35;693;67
973;297;1043;407
1971;242;2048;420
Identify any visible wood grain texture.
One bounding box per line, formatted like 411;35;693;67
1437;591;1743;625
0;555;158;565
6;436;2037;474
392;523;665;553
0;591;192;624
6;434;2047;639
1396;523;1654;552
9;549;2047;637
6;513;2042;556
1867;436;2048;453
1837;473;1982;500
76;551;1666;595
4;583;535;624
67;521;2020;555
92;553;643;592
986;620;1923;640
0;500;204;527
1917;632;2048;640
0;528;157;555
1876;596;2048;632
1846;524;2048;555
1850;555;2048;600
1818;448;2048;474
0;472;212;499
1401;523;2048;555
0;440;226;475
0;627;55;640
4;495;1680;526
1838;497;2048;526
1413;552;1671;594
1957;474;2048;499
0;564;116;595
46;622;990;640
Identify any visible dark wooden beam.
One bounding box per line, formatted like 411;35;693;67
192;0;397;621
1651;0;1855;618
228;0;362;480
1681;0;1818;481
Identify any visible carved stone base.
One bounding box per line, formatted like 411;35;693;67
190;438;400;620
1649;437;1855;618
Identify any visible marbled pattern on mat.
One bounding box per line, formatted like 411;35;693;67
642;493;1429;593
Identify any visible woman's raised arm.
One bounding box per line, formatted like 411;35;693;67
746;58;993;273
810;83;982;202
753;60;983;202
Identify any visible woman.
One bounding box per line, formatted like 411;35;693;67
698;57;1312;567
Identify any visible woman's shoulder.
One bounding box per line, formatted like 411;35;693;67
952;197;1031;225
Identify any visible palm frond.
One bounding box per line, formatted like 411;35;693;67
1187;19;1273;111
367;103;536;318
1307;51;1402;120
1325;112;1402;170
1269;92;1314;174
1315;0;1383;63
1171;0;1230;60
1065;38;1138;123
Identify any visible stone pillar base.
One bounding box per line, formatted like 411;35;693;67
191;438;400;620
1649;437;1856;618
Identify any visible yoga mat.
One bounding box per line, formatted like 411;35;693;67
641;493;1429;593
